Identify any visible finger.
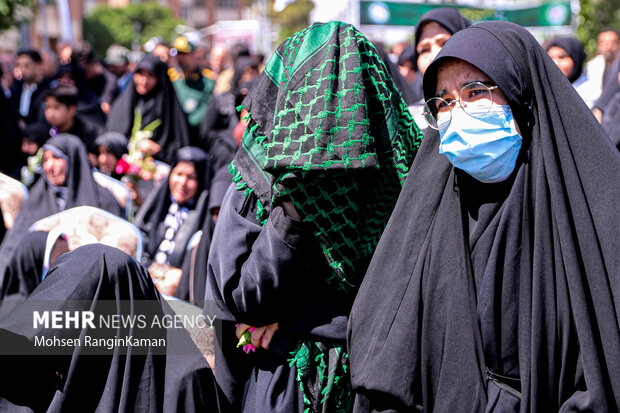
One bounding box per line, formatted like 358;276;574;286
236;323;251;339
260;323;279;350
251;326;266;348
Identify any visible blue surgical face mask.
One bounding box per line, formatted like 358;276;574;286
438;105;523;183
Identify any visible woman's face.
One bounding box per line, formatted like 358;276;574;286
42;149;68;186
169;161;199;204
238;65;260;85
435;59;509;106
417;22;452;76
134;69;158;95
434;59;519;133
547;46;575;79
97;145;118;175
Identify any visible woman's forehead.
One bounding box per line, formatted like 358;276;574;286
173;161;196;173
418;21;451;43
435;59;491;90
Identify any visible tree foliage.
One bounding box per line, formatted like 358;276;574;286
270;0;314;43
577;0;620;57
83;3;184;56
0;0;32;31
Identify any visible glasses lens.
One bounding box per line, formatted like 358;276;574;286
460;82;493;117
424;97;451;130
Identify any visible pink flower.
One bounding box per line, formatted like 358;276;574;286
115;157;131;175
236;325;257;353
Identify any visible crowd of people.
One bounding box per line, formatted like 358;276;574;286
0;8;618;413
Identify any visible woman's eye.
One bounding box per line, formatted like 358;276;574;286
437;100;452;111
466;88;488;100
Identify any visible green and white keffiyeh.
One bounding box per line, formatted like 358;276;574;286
232;21;423;292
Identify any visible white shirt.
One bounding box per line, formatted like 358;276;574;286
19;82;38;117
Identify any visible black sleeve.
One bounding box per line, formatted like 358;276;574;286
100;71;119;105
96;185;124;217
206;186;311;327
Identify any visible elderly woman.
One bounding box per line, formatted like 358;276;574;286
134;146;210;295
349;21;620;412
106;54;190;166
0;134;121;286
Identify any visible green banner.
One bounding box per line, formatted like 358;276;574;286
360;2;572;27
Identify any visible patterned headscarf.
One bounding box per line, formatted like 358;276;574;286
231;21;423;292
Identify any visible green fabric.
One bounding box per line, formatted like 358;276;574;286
288;341;352;413
233;21;423;291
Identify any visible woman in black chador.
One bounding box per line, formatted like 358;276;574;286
106;54;190;166
348;21;620;412
0;245;222;412
0;134;121;291
134;147;210;269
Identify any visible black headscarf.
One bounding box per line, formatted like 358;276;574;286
0;231;47;303
134;146;211;269
0;134;121;291
349;21;620;412
375;42;422;105
106;54;190;166
413;7;471;71
545;37;587;83
94;131;128;160
0;244;222;412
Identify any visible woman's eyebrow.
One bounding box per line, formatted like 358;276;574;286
435;89;448;98
459;79;492;88
435;79;495;97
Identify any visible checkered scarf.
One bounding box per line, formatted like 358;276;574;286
231;21;423;292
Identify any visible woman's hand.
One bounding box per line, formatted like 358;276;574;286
148;263;183;296
236;322;279;350
137;139;161;156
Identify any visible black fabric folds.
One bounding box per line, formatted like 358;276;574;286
545;37;587;83
0;89;24;178
134;146;211;269
106;54;190;166
0;245;221;412
374;42;421;105
0;231;47;302
349;21;620;412
176;166;232;304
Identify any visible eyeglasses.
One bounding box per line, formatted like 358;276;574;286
423;82;500;130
